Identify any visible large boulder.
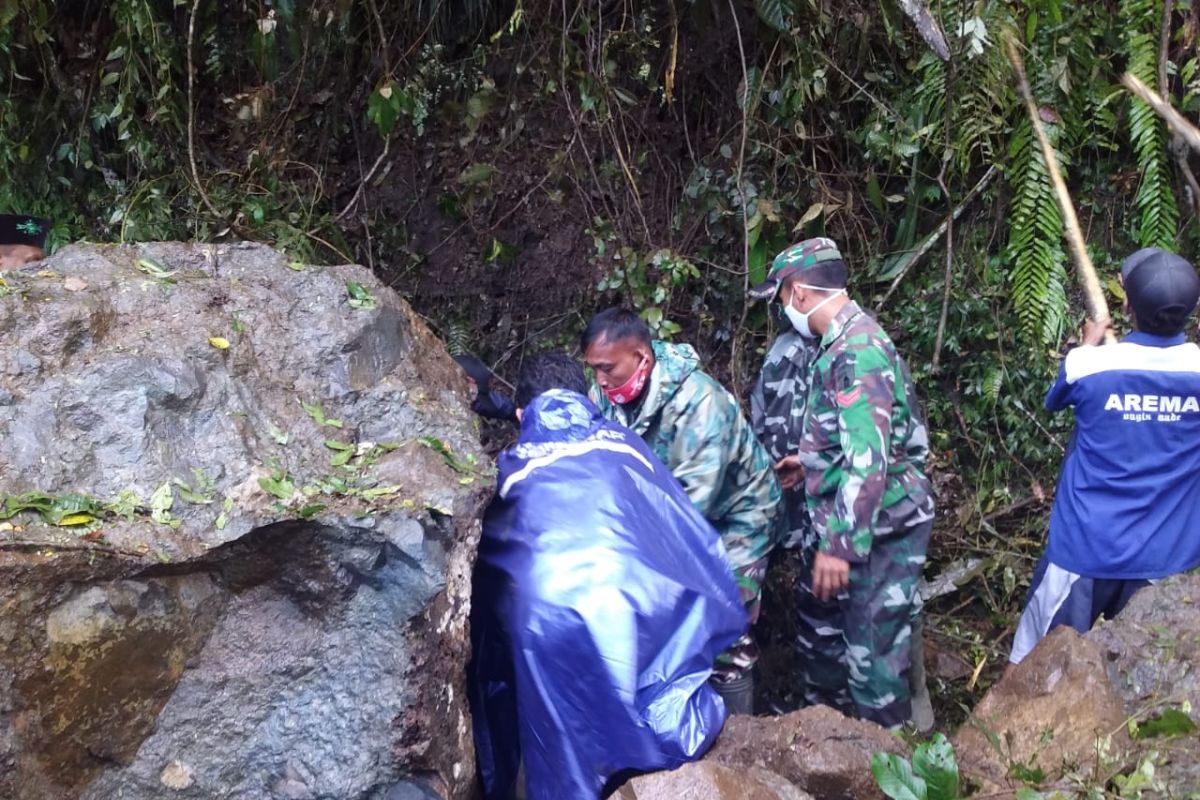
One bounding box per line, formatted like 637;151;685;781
0;243;490;800
955;574;1200;794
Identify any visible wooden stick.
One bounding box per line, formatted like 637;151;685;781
1005;37;1117;344
1119;71;1200;156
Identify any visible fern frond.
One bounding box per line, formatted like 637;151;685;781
1006;117;1069;346
1122;0;1180;248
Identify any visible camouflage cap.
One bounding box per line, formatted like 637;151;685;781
749;237;844;301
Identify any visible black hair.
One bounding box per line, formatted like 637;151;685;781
1134;304;1191;336
515;351;589;407
786;259;849;291
580;307;652;352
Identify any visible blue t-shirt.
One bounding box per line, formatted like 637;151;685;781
1046;331;1200;579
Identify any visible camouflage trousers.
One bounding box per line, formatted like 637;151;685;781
794;519;931;729
712;557;769;683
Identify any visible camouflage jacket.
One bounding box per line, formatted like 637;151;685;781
799;302;934;563
751;330;817;549
592;340;782;568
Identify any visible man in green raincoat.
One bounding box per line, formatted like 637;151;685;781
583;308;781;714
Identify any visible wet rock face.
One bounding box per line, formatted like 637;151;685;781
0;243;489;800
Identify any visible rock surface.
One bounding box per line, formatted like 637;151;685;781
0;243;490;800
708;705;906;800
616;761;815;800
955;574;1200;794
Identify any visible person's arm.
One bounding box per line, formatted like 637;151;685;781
822;346;895;564
1044;358;1073;412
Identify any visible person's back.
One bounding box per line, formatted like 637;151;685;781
1011;247;1200;664
582;309;780;712
469;354;744;800
1047;336;1200;576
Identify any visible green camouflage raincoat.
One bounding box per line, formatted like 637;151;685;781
592;340;781;569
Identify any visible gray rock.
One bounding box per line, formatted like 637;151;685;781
0;243;489;800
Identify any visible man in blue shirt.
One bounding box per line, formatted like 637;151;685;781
1010;247;1200;664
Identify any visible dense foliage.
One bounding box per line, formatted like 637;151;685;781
4;0;1198;601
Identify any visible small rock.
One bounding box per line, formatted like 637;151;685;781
159;760;194;790
616;761;814;800
63;276;88;292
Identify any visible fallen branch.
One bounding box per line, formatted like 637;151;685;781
1007;37;1116;344
877;165;998;308
0;539;149;559
1120;72;1200;156
187;0;223;222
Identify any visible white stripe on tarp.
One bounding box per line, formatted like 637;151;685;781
499;440;654;499
1009;562;1082;664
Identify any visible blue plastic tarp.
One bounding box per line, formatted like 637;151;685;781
468;390;746;800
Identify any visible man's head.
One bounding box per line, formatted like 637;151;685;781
515;351;589;412
0;214;48;271
1120;248;1200;336
581;308;655;402
751;238;850;337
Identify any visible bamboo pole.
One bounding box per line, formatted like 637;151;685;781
1005;37;1117;344
1119;71;1200;156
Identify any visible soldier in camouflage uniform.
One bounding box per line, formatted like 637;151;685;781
750;238;935;730
582;308;782;714
751;328;817;548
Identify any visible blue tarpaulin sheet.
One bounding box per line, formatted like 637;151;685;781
468;390;745;800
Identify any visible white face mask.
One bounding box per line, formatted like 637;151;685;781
783;285;845;338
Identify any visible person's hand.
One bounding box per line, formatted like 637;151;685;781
774;454;805;491
1082;318;1114;346
811;552;850;601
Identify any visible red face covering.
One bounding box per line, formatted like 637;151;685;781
602;356;652;405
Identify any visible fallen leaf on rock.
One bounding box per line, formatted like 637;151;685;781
209;336;231;350
63;276;88;292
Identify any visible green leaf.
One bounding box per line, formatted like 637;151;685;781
871;753;927;800
269;424;290;446
297;503;326;519
324;439;354;451
150;483;181;528
912;734;959;800
754;0;796;32
458;162;498;186
346;281;377;310
367;81;402;136
1133;708;1196;739
301;400;344;429
330;448;354;467
258;472;295;501
1015;790;1045;800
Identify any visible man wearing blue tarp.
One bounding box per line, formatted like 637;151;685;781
468;352;745;800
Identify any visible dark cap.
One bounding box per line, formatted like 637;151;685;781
0;214;49;249
749;237;844;301
1120;248;1200;335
